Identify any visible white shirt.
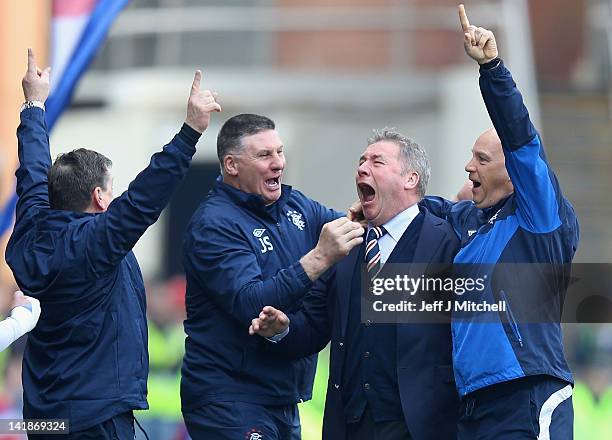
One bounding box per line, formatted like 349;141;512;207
367;203;420;266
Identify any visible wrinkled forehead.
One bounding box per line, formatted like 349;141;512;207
241;129;283;153
361;140;400;161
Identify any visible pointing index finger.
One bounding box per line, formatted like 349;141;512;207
458;4;470;32
191;70;202;92
27;48;36;73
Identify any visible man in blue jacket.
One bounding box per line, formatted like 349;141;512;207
181;113;364;439
420;5;579;439
250;129;460;440
6;49;221;439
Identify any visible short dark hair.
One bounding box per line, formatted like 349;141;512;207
217;114;275;163
48;148;112;211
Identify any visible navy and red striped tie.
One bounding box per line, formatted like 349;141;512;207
365;226;387;280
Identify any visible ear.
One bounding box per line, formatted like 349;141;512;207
223;155;239;176
404;171;419;191
91;187;106;211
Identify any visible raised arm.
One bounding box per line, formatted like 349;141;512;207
85;71;222;273
14;49;52;225
459;4;565;233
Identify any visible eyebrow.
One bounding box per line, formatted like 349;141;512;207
359;153;384;162
474;150;491;160
254;145;284;154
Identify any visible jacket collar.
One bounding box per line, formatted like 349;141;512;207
35;209;95;231
213;175;293;222
478;194;512;223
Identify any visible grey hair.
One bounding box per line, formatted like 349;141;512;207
367;127;430;197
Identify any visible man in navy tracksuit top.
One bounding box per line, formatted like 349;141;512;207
181;114;364;439
6;50;220;439
422;6;579;439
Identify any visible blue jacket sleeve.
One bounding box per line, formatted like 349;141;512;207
184;221;314;327
84;124;199;274
479;59;563;233
14;108;52;226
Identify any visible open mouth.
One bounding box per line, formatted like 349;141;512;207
265;176;280;190
358;183;376;203
471;180;481;189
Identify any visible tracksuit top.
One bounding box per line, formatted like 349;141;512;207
6;107;199;430
181;178;340;411
423;59;579;396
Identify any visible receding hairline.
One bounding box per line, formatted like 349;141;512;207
224;128;282;157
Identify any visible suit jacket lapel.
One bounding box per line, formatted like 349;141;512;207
387;210;444;273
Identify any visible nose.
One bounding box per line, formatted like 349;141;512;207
465;157;476;173
270;152;284;171
357;161;370;177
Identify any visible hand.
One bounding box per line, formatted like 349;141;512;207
185;70;222;133
249;306;290;338
11;291;29;310
315;217;364;266
300;217;364;281
22;48;51;102
459;4;498;65
10;291;41;332
454;180;474;201
347;200;367;227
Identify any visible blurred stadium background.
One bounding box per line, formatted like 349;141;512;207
0;0;611;438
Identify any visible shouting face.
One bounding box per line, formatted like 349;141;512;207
231;129;285;205
464;129;514;209
356;140;418;226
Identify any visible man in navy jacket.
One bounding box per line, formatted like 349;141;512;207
6;49;220;438
251;129;460;440
181;113;365;439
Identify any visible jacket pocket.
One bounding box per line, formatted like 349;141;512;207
500;290;523;347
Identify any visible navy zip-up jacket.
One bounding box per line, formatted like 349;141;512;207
181;178;340;411
423;59;579;396
6;108;199;431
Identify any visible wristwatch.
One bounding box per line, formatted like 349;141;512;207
20;100;45;112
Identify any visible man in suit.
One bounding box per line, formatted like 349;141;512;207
251;129;460;440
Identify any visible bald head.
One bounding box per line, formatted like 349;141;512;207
464;128;514;208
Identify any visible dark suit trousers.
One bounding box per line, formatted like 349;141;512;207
346;405;412;440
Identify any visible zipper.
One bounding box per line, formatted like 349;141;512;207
500;290;523;347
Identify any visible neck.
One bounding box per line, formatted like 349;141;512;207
369;198;419;227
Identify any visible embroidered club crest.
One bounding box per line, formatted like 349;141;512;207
286;210;305;231
245;429;263;440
